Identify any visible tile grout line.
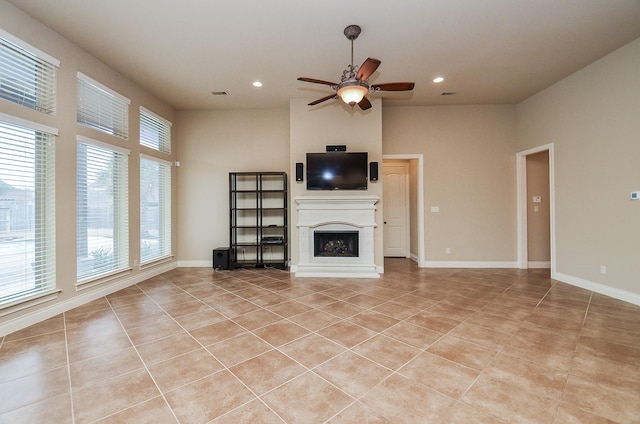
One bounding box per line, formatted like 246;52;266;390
62;311;76;424
136;273;293;423
102;290;182;424
550;290;595;423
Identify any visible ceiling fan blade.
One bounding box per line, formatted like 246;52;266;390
358;96;372;111
308;94;337;106
371;82;415;91
298;77;338;87
356;57;381;81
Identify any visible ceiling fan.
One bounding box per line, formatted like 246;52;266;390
297;25;415;111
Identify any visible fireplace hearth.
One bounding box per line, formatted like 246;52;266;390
314;231;359;257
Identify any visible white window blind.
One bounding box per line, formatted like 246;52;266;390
140;155;171;264
140;107;171;154
0;30;59;115
77;73;130;139
0;119;56;307
77;137;129;283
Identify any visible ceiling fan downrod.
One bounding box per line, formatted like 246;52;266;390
343;25;361;80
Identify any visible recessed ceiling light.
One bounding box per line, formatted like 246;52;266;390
433;77;444;83
252;81;263;88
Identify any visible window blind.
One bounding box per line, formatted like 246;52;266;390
0;119;56;307
77;73;130;139
140;155;171;264
77;138;129;283
0;30;58;115
140;107;171;154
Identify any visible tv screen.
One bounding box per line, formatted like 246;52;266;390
306;152;368;190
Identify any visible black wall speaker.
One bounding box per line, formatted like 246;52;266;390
326;145;347;152
369;162;379;181
295;162;304;181
213;248;229;270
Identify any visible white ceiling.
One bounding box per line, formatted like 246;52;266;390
8;0;640;110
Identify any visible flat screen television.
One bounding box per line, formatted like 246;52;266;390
306;152;368;190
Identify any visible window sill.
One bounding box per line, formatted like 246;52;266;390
0;289;61;318
76;268;132;291
139;255;174;270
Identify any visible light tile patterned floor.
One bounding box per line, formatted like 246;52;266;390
1;259;639;423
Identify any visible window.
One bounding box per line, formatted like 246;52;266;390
77;73;129;139
140;107;171;154
0;115;56;307
140;156;171;264
77;137;129;283
0;29;59;114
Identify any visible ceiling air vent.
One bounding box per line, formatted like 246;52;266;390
211;91;228;96
441;92;457;96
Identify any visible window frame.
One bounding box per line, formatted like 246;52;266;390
0;113;58;311
140;106;172;154
140;154;172;265
76;136;131;286
0;28;59;115
76;72;130;140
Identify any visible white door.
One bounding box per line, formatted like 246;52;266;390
383;162;409;257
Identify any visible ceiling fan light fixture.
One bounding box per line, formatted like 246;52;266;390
337;82;368;106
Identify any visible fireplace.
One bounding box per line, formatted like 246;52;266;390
294;195;380;278
314;231;359;257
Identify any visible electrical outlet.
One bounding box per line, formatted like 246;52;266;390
600;265;607;275
445;247;451;254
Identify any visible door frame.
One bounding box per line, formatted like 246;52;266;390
382;154;425;267
516;143;556;277
382;162;410;258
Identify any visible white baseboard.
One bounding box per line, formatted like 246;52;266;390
528;261;551;268
0;261;177;337
177;260;212;268
422;260;518;268
553;271;640;306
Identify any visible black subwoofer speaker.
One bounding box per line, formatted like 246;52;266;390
213;247;229;270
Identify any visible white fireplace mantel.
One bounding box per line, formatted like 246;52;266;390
293;195;380;278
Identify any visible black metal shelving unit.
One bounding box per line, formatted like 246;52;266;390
229;172;288;269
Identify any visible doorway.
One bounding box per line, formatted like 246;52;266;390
516;144;556;274
382;162;409;257
382;154;425;266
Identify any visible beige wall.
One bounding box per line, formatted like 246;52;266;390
289;98;384;270
516;37;640;296
0;1;176;330
175;109;290;264
382;105;517;263
526;151;550;262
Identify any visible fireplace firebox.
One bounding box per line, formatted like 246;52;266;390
314;231;359;258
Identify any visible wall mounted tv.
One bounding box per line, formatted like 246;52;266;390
306;152;368;190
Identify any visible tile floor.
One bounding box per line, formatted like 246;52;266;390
1;259;639;423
